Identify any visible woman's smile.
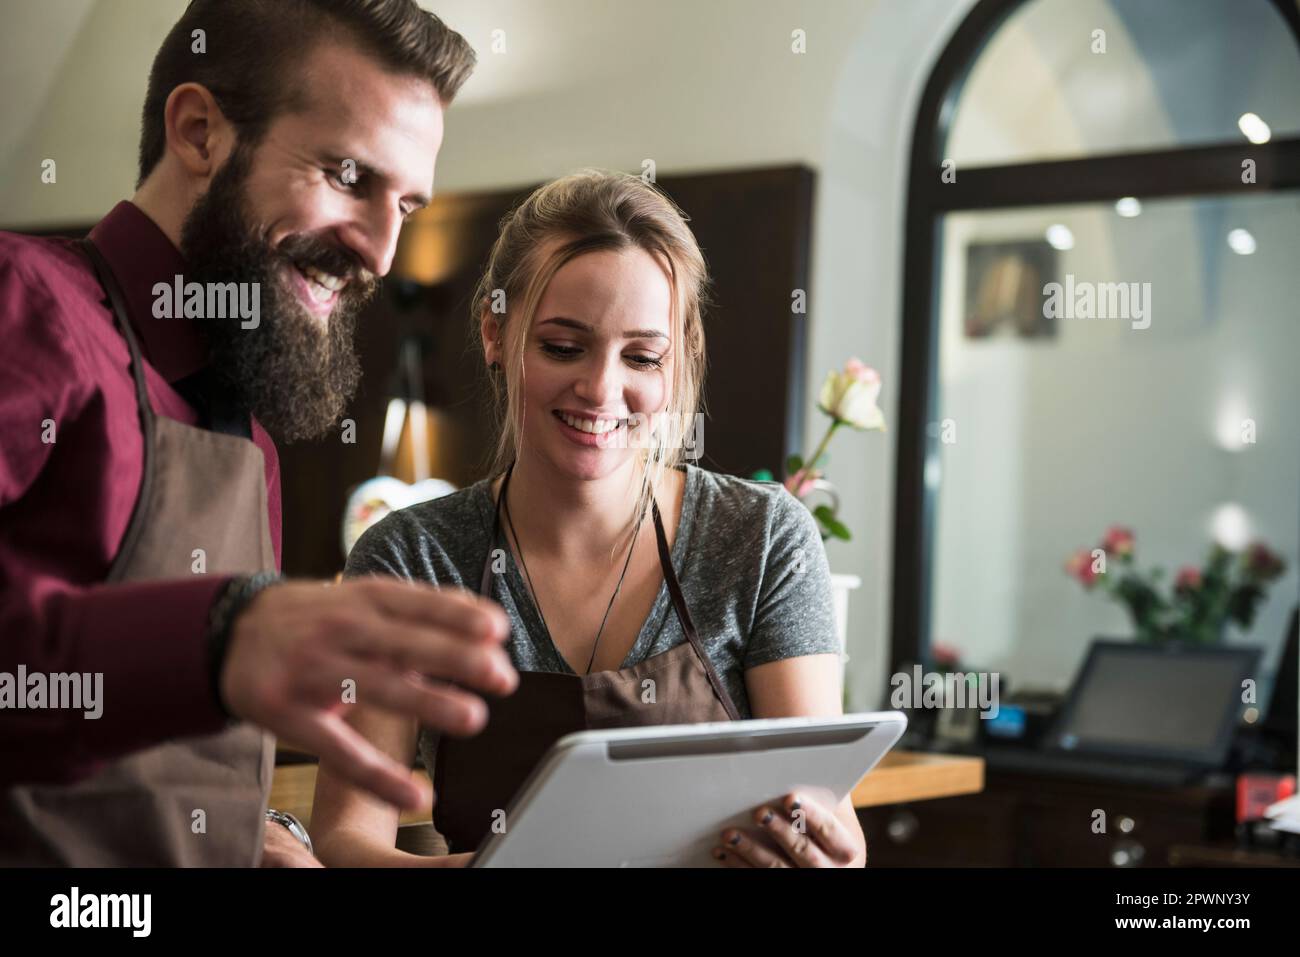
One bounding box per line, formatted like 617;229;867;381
552;408;629;447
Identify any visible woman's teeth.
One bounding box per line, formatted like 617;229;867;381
559;411;624;434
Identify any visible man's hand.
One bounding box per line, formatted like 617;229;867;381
261;818;324;868
221;578;515;811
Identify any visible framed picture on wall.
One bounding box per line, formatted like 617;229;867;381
964;239;1058;340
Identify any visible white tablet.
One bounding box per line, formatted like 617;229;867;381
470;711;907;867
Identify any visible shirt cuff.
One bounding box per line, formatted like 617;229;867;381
62;576;236;764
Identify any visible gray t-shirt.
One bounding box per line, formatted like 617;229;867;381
344;464;840;764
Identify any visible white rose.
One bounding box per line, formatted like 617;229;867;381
817;358;885;431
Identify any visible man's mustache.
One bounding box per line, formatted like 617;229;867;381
276;233;376;289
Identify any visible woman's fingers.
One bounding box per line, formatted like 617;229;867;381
781;792;858;865
714;827;790;868
713;844;752;868
714;794;856;868
751;801;835;868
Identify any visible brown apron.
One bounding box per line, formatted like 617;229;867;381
0;238;276;866
432;465;742;854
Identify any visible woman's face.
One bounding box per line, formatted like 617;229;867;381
512;246;674;483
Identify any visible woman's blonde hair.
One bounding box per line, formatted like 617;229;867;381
473;169;711;524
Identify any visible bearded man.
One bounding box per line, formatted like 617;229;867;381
0;0;517;867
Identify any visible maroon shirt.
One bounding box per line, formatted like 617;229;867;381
0;201;282;784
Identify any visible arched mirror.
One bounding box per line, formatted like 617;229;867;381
893;0;1300;697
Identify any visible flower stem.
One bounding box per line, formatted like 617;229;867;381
792;420;841;491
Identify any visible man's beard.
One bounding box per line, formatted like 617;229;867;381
178;146;376;443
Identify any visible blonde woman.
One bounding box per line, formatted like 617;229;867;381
311;170;865;868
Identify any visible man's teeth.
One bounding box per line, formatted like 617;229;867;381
299;264;346;299
560;412;624;434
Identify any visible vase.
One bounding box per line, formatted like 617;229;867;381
829;573;860;667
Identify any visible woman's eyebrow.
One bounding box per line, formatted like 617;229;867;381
539;316;668;340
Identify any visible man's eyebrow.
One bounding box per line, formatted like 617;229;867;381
322;153;432;209
539;317;668;340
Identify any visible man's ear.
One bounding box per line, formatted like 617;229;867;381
163;83;235;181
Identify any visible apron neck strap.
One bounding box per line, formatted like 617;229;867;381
651;486;742;720
478;461;513;594
477;464;741;720
79;238;154;420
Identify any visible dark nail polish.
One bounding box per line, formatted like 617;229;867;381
791;798;802;812
728;832;741;846
761;809;774;825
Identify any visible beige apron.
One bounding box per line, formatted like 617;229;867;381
0;238;275;866
432;464;742;854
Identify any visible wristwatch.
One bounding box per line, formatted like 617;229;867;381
266;808;314;856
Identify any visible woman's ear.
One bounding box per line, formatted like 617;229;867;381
479;308;501;367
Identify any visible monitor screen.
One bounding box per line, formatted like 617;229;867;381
1052;641;1259;765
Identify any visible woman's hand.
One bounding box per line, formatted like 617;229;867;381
422;852;474;867
713;792;862;868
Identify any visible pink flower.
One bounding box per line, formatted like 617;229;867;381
931;643;961;668
1174;566;1202;593
783;470;819;498
1065;548;1099;588
1101;525;1134;557
844;358;879;384
1244;543;1285;581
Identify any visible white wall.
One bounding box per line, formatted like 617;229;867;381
0;0;186;225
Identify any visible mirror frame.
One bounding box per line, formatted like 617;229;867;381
889;0;1300;682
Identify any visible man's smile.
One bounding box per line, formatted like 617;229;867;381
282;260;347;317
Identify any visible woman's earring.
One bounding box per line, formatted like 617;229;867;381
489;361;502;374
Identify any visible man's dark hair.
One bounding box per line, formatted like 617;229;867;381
137;0;475;187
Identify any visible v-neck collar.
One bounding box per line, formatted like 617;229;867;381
474;465;701;675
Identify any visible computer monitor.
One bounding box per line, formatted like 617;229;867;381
1048;639;1261;770
1260;608;1298;741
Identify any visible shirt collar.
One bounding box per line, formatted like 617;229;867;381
87;201;209;384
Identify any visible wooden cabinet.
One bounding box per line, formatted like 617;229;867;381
858;770;1236;867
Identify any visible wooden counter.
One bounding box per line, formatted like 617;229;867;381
850;750;984;807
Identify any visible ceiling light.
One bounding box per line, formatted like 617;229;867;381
1227;228;1257;255
1115;197;1141;218
1045;224;1074;250
1238;112;1271;144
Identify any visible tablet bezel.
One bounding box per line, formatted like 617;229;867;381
469;711;906;867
